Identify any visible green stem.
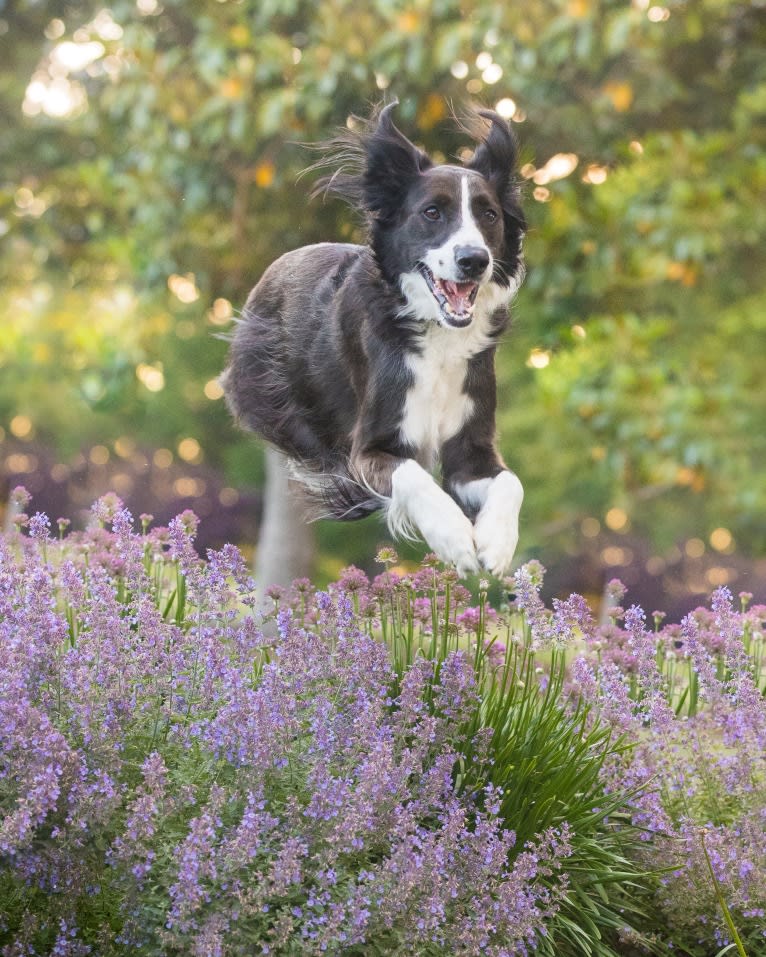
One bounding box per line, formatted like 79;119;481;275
700;831;748;957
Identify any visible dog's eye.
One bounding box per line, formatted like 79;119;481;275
422;205;441;222
484;209;499;224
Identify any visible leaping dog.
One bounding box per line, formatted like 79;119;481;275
222;103;527;577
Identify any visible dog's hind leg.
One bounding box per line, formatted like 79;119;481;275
222;310;328;464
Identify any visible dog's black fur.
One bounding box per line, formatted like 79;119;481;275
223;103;526;572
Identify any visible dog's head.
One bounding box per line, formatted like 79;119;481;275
315;103;526;329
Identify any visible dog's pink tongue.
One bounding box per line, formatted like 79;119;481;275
443;280;475;314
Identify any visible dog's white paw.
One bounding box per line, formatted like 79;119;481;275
423;512;479;577
475;515;519;577
473;471;523;578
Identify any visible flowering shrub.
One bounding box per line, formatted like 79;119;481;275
0;491;638;957
2;489;764;955
572;582;766;955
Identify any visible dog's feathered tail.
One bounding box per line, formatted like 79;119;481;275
286;459;388;523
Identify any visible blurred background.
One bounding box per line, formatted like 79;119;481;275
1;0;765;617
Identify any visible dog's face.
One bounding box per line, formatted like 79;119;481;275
363;106;526;329
397;166;517;328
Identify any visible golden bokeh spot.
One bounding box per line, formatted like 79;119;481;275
89;445;110;466
136;363;165;392
6;453;38;474
10;415;33;439
168;273;199;303
418;94;447;130
209;298;233;324
178;437;202;463
605;507;628;531
254;161;276;188
51;463;70;482
114;436;135;458
603;82;634;112
568;0;589;16
153;448;173;469
495;97;516;119
397;11;419;32
706;566;734;587
582;164;608;185
219;487;240;506
112;473;134;495
646;556;666;576
685;538;705;559
533;153;579;185
710;527;735;553
204;378;224;400
590;445;607;461
581;517;601;538
174;476;207;497
601;546;633;566
526;348;551;369
229;24;250;46
220;76;244;99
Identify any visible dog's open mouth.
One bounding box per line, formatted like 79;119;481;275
417;264;479;328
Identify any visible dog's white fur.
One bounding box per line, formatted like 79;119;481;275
386;174;524;576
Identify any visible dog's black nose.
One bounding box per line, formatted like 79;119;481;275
455;246;490;279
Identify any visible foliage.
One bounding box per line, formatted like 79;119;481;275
1;0;765;569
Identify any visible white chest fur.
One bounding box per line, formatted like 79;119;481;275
399;322;489;468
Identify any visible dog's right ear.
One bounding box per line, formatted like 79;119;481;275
309;102;431;221
362;102;433;221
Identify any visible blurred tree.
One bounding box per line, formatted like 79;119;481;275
1;0;764;587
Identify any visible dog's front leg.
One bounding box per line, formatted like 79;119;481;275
351;450;479;575
468;472;524;578
389;460;479;576
443;439;523;578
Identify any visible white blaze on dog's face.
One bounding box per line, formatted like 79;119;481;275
398;167;516;329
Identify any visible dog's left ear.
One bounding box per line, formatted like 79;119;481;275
363;102;433;220
466;110;522;208
466;110;526;286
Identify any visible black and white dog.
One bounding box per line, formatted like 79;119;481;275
223;103;527;577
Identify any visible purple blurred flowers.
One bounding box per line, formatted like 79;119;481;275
1;499;575;956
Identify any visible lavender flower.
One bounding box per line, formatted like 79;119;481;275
2;494;764;955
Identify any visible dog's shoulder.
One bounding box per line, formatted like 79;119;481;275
250;242;366;300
